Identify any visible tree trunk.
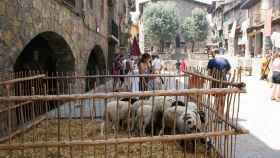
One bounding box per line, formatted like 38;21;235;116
160;40;164;53
191;41;195;52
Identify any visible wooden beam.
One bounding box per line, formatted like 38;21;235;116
0;129;249;150
0;101;32;113
0;75;46;85
0;115;46;143
0;88;246;102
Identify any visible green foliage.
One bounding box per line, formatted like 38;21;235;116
181;9;209;43
143;3;179;43
181;17;196;42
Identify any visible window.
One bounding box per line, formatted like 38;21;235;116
82;0;87;11
64;0;76;7
89;0;93;9
101;0;104;19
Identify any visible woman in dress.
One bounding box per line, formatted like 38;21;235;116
138;53;151;91
271;52;280;101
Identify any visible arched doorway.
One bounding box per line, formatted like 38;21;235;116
13;31;75;123
14;31;75;73
86;45;106;91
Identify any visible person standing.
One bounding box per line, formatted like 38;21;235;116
260;54;271;80
138;53;151;91
151;55;162;73
131;57;140;92
219;46;225;55
271;52;280;101
112;52;124;91
207;51;231;118
179;57;188;75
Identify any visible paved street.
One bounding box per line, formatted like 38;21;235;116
235;69;280;157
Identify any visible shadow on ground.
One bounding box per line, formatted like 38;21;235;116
236;127;280;158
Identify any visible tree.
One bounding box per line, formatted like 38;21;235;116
181;9;209;52
143;3;179;52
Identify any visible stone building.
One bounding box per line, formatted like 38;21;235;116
241;0;280;57
211;1;225;46
0;0;134;139
108;0;133;69
223;0;247;56
211;0;280;57
0;0;107;76
211;0;248;56
0;0;133;77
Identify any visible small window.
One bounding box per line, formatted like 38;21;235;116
64;0;76;7
89;0;94;9
101;0;104;18
81;0;84;10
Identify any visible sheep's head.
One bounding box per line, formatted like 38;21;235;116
182;112;202;132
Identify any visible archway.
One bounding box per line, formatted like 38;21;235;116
13;31;75;123
86;45;106;91
14;31;75;73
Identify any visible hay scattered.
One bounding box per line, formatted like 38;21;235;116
0;119;217;158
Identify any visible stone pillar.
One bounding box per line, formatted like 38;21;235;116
245;35;250;58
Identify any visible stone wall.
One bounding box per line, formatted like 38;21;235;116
0;0;109;74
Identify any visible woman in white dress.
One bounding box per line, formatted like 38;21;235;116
131;59;140;92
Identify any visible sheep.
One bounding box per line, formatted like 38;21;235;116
161;101;205;134
170;101;208;131
100;100;131;136
161;103;210;152
131;96;177;133
134;104;153;136
132;96;177;115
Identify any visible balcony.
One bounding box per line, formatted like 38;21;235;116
273;7;280;18
249;13;264;27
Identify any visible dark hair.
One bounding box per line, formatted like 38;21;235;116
140;53;151;63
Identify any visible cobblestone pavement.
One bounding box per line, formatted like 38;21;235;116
235;68;280;157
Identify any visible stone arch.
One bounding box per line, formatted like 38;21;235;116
12;31;75;124
86;45;106;91
14;31;75;73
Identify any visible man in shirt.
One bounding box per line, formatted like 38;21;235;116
207;50;231;119
152;55;162;73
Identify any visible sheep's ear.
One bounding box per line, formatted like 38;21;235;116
130;98;139;104
183;114;190;121
198;111;206;123
178;101;185;106
120;98;129;102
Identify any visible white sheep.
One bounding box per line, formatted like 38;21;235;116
100;100;132;136
161;104;205;152
134;104;153;136
131;96;180;134
161;102;203;134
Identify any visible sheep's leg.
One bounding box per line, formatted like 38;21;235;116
100;122;105;137
142;123;147;137
158;128;164;136
131;112;136;133
112;121;116;131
